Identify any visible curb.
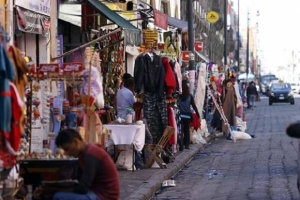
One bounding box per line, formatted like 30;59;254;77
124;143;205;200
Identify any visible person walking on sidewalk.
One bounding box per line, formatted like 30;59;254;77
178;81;200;150
246;81;259;109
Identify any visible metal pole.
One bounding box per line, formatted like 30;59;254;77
223;0;227;67
246;11;250;81
237;0;240;73
187;0;195;93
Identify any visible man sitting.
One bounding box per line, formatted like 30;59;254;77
52;128;120;200
116;78;135;119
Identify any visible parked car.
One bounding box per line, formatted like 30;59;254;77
268;82;294;105
291;82;300;94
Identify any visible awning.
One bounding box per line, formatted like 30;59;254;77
85;0;141;46
195;51;210;63
168;16;188;31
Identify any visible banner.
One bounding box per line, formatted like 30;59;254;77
153;9;168;30
16;6;50;36
15;0;50;16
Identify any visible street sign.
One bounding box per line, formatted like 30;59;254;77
182;51;190;62
194;41;203;52
206;11;219;24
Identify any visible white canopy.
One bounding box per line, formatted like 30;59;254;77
238;73;255;80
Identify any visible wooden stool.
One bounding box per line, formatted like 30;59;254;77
144;126;174;169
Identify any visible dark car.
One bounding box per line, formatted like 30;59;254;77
268;82;294;105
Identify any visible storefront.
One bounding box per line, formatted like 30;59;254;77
14;0;51;65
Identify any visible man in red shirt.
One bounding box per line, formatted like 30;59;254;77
53;128;120;200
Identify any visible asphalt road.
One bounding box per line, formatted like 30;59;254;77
153;96;300;200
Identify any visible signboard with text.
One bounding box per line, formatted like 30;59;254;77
15;0;50;16
38;63;59;77
16;6;50;35
142;29;158;48
63;62;83;75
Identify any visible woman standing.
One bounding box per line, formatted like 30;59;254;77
178;81;200;150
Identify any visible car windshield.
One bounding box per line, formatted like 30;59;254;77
272;83;290;90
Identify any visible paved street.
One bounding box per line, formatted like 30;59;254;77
153;96;300;200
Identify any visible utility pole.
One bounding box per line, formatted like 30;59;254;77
246;11;250;80
187;0;195;93
223;0;227;67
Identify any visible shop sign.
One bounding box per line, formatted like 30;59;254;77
63;62;83;75
194;41;203;52
206;11;219;24
153;9;168;30
15;0;50;16
182;51;190;62
16;6;50;36
38;64;59;73
142;29;158;48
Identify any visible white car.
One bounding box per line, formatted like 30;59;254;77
291;82;300;94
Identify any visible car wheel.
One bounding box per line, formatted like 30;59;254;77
291;101;295;105
269;98;272;105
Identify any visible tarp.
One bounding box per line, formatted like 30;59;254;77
238;73;255;80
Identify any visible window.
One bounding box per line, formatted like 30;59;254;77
175;5;178;18
150;0;155;8
161;2;168;14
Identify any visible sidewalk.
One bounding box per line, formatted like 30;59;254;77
119;143;205;200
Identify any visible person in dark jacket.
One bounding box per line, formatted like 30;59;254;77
178;81;200;150
246;81;258;109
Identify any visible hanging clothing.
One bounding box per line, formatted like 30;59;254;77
222;81;237;133
169;61;179;93
134;53;166;97
174;62;182;94
143;93;168;143
3;82;24;152
190;113;201;131
162;57;176;95
167;106;177;145
194;63;207;119
134;54;145;94
0;45;16;135
8;46;29;101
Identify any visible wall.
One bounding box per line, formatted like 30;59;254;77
17;33;49;64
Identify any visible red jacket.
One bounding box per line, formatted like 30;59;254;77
162;57;177;95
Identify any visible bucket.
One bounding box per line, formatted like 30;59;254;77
125;114;132;124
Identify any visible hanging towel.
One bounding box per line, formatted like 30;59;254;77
0;45;16;135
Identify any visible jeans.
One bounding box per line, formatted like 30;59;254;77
249;95;256;108
181;117;191;147
53;191;100;200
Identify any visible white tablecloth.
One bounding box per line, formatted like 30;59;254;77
103;124;145;152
